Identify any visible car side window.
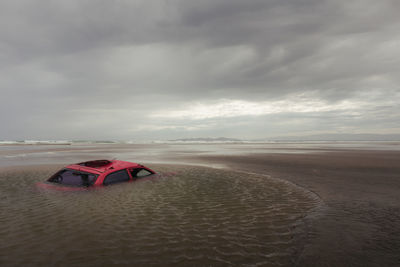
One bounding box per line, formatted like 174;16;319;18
130;168;153;179
103;169;130;185
48;169;97;187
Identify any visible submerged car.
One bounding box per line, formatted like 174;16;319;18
39;160;156;189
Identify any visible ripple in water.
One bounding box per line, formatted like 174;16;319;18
0;165;319;266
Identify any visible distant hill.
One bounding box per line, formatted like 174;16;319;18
168;137;242;142
267;133;400;141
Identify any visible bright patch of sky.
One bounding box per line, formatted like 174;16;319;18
151;98;368;120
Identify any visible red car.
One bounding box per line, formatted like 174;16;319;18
39;160;156;189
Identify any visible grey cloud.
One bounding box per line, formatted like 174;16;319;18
1;0;399;140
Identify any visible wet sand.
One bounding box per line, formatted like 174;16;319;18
191;150;400;266
1;143;400;266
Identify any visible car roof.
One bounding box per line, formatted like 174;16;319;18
66;160;142;174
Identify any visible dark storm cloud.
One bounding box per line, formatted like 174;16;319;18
1;0;399;140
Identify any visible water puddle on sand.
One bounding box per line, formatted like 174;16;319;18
0;165;319;266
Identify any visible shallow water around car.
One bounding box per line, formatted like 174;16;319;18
0;165;318;266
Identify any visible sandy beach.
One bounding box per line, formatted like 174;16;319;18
1;142;400;266
191;149;400;266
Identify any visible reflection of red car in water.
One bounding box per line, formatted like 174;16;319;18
38;160;156;190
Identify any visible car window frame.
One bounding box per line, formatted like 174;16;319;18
103;169;131;186
48;168;99;187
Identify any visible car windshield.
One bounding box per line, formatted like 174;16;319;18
48;169;98;187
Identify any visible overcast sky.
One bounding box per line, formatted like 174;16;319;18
1;0;399;141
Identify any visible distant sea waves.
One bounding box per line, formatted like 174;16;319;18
0;140;72;145
0;139;248;145
0;140;120;145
